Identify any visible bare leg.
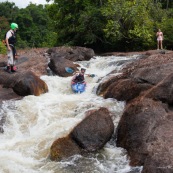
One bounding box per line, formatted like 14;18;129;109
157;40;160;50
160;40;163;49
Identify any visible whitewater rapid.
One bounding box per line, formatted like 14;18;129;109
0;56;142;173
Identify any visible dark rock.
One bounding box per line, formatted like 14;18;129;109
0;86;21;103
46;46;95;61
70;107;114;151
104;78;152;102
98;53;173;102
116;98;168;166
50;136;81;161
12;71;48;96
145;72;173;105
131;63;173;85
50;107;114;161
48;53;79;77
0;61;6;67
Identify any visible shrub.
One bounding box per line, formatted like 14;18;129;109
0;41;6;54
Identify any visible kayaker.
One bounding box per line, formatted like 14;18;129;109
72;68;86;84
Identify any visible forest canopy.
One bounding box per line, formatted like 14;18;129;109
0;0;173;52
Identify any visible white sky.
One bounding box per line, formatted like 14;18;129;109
0;0;52;8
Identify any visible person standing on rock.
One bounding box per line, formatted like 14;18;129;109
5;23;19;73
156;29;164;50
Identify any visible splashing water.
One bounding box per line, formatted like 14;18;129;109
0;56;142;173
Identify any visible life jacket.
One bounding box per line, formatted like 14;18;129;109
74;74;85;83
2;30;16;46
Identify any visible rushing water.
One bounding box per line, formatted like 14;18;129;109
0;56;142;173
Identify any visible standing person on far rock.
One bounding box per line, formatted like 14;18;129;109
156;29;164;50
5;23;19;73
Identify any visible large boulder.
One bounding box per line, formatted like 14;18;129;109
50;107;114;161
48;53;79;77
11;71;48;96
70;107;114;151
116;97;168;165
46;46;95;61
1;71;48;96
104;78;152;102
116;97;173;173
98;54;173;102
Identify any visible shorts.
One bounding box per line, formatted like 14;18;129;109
157;36;163;41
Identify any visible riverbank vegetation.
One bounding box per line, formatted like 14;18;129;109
0;0;173;52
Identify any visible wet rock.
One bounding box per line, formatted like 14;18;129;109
0;113;6;133
50;136;81;161
96;75;122;96
70;107;114;151
12;71;48;96
48;53;79;77
50;107;114;161
1;70;48;96
0;86;21;103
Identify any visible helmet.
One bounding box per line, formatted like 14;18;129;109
10;23;18;30
81;68;86;72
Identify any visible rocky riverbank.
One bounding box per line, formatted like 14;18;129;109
97;49;173;173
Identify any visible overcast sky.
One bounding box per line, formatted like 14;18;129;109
0;0;51;8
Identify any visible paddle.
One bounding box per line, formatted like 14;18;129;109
65;67;96;77
86;74;96;78
65;67;74;74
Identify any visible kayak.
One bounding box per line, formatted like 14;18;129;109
71;82;86;93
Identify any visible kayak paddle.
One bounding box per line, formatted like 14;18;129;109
87;74;96;78
65;67;96;77
65;67;74;73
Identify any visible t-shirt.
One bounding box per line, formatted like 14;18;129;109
6;30;14;39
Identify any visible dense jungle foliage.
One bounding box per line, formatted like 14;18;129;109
0;0;173;52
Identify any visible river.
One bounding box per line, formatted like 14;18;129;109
0;55;142;173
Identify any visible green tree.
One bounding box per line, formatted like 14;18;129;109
15;3;56;48
0;16;9;40
47;0;173;51
47;0;107;50
1;0;173;51
0;2;19;22
0;41;6;54
102;0;157;50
